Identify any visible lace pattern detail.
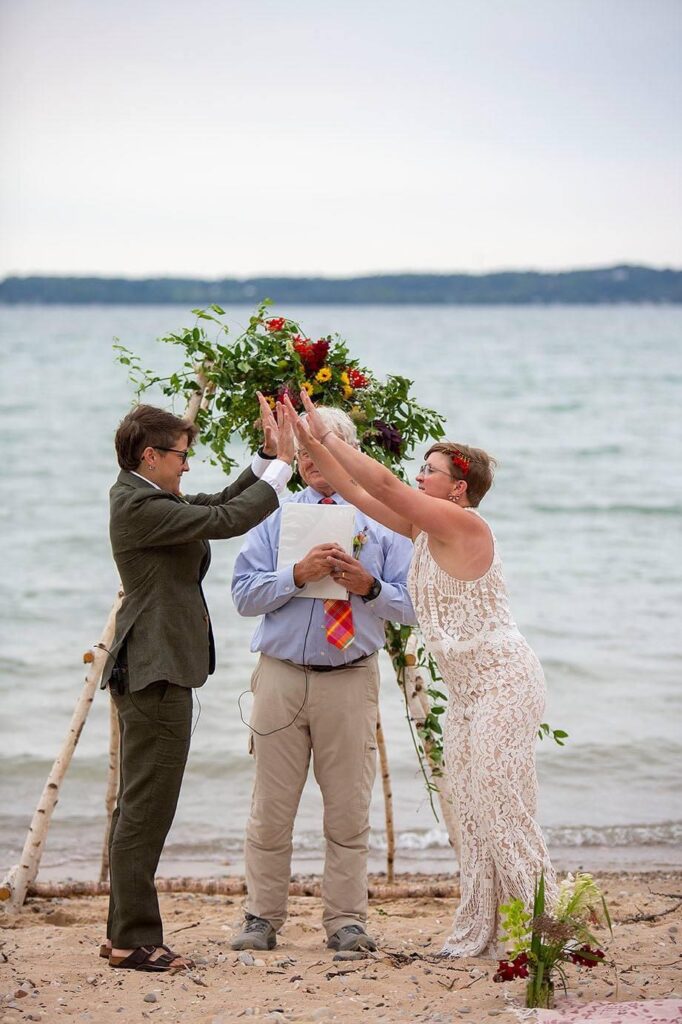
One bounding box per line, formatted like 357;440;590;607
408;514;557;956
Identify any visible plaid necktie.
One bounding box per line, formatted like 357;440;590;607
319;497;355;650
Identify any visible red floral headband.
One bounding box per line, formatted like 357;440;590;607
451;450;471;475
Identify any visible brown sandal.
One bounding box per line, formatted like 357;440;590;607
109;944;193;972
99;943;111;960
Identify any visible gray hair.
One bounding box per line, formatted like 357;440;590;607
300;406;358;447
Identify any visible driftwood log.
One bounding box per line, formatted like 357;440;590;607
25;876;460;901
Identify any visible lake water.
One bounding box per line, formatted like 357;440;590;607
1;303;680;881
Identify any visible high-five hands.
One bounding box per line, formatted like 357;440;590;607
296;389;329;441
257;392;295;464
282;394;313;450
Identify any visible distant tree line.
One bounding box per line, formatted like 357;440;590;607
0;265;680;304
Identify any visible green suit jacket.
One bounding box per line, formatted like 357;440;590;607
102;467;279;692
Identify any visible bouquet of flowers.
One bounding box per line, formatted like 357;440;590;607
116;300;445;483
494;872;612;1009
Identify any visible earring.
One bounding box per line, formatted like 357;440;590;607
448;493;458;503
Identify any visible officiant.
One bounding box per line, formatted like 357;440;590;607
230;405;416;954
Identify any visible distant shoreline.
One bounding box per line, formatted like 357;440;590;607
1;264;680;304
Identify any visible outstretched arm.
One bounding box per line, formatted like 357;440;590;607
286;391;484;546
284;397;413;537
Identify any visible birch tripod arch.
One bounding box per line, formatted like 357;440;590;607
1;311;461;909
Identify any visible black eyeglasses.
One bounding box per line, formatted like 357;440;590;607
155;446;190;464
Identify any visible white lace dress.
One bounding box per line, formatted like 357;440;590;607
408;512;557;957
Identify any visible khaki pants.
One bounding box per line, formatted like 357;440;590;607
244;653;380;938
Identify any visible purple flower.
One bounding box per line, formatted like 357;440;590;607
373;419;403;455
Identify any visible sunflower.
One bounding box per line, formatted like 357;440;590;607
315;366;332;383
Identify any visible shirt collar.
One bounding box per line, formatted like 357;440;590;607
130;470;162;491
306;487;348;505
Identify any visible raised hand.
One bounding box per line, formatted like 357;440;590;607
275;402;295;464
282;395;314;449
256;391;279;456
298;389;329;442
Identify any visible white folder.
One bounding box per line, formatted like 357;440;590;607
277;502;356;600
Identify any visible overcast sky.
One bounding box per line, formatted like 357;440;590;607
1;0;680;277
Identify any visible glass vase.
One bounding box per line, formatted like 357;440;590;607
527;975;554;1009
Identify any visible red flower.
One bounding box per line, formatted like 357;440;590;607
276;383;300;407
569;945;605;969
294;336;330;376
451;450;471;475
266;317;286;332
493;953;529;983
348;368;369;389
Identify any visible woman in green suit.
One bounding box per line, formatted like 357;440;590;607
102;401;292;972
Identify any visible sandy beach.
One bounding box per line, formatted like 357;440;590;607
1;871;680;1023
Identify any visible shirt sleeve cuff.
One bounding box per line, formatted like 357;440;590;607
251;451;277;478
260;459;293;495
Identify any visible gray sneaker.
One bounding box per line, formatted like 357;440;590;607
326;924;377;952
230;914;277;951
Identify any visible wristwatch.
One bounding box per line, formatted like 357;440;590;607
362;576;382;603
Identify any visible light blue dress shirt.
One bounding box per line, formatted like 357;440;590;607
231;487;417;666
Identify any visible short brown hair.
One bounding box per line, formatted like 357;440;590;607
115;404;199;471
424;441;496;507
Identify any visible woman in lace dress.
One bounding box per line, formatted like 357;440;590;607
284;391;556;957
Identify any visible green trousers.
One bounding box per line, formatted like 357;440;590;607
106;680;193;949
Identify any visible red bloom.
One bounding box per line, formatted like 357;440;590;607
569;945;605;969
493;953;529;983
348;368;369;389
294;336;330;376
266;317;286;332
451;450;471;475
276;383;300;407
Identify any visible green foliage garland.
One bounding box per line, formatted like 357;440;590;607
115;300;445;483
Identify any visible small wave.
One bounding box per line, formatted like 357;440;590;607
363;822;682;851
530;503;682;517
545;822;682;847
573;445;623;457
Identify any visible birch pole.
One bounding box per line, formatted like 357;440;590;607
375;710;395;883
404;640;461;857
385;628;460;859
0;596;122;909
98;696;120;883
